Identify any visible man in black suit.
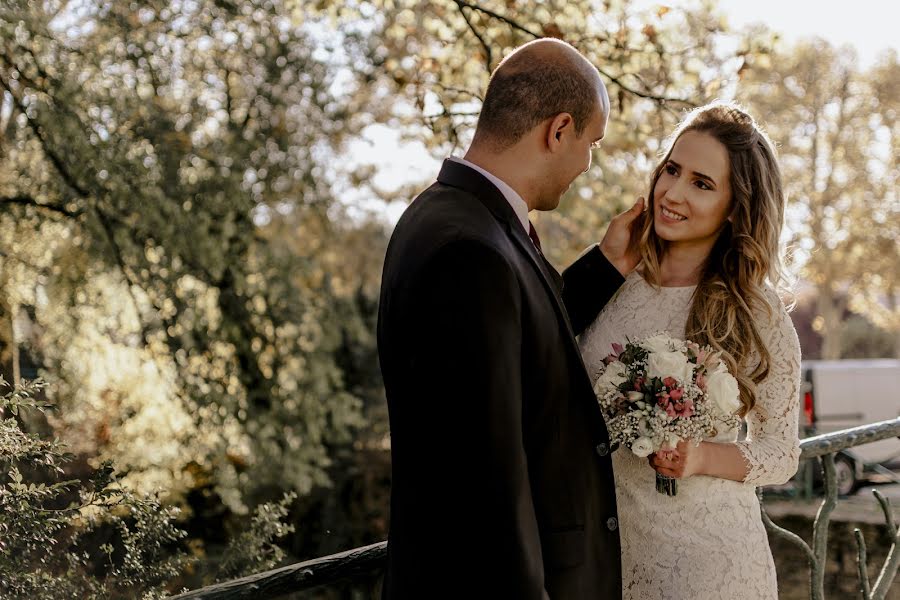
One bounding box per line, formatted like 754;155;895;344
377;38;644;599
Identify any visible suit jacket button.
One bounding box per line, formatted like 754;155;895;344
595;442;609;457
606;517;618;531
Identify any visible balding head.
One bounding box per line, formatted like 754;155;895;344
473;39;609;151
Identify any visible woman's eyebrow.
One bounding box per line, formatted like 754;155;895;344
668;160;717;185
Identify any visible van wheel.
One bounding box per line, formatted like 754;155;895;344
833;455;857;496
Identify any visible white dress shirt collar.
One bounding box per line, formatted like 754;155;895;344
448;156;530;233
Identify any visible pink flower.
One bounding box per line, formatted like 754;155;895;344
695;373;707;391
634;377;645;391
611;342;624;356
686;342;701;358
667;398;694;418
663;376;678;389
696;349;708;364
669;387;684;401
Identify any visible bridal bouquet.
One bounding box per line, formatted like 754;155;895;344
593;333;742;496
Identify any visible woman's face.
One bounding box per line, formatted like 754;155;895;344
653;130;733;249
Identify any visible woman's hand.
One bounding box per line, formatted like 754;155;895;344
649;439;706;479
599;196;645;276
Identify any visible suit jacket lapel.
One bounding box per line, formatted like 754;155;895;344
436;159;578;342
436;159;610;446
536;248;565;293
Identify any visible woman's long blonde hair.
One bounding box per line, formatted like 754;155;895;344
639;103;788;416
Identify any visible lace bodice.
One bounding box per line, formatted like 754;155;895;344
579;271;802;599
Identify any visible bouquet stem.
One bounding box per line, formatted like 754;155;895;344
656;473;678;496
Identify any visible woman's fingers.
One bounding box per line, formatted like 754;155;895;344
649;454;684;478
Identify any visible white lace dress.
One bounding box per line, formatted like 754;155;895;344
579;272;802;600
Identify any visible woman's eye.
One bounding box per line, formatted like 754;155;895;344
695;180;711;190
664;164;677;175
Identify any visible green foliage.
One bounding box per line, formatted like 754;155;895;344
0;0;386;512
215;491;297;581
0;378;189;599
0;378;304;597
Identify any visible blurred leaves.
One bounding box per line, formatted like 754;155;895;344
737;40;899;358
0;0;386;512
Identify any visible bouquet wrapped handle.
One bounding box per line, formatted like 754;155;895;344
655;472;678;496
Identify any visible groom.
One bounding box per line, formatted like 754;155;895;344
377;38;643;599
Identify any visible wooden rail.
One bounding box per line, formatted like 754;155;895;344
169;541;386;599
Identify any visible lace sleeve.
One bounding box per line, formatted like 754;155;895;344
734;292;802;487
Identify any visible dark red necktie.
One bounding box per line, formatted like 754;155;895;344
528;222;542;252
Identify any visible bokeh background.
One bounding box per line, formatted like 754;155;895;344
0;0;897;597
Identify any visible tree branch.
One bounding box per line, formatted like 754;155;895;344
448;1;694;107
595;65;695;106
0;195;82;219
0;72;90;198
453;1;493;72
452;0;542;38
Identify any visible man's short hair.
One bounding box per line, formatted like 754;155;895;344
474;47;599;150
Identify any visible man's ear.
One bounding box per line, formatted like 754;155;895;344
546;112;574;152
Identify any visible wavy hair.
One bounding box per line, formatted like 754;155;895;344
638;103;788;416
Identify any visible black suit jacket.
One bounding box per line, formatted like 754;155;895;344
377;160;624;599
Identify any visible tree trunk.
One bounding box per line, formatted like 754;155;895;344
817;284;844;360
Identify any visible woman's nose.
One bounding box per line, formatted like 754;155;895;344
665;177;688;203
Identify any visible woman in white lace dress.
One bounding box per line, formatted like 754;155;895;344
579;103;801;599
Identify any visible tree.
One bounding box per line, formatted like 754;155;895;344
0;0;384;514
845;52;900;357
737;40;897;359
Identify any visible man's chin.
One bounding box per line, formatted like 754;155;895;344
533;195;562;212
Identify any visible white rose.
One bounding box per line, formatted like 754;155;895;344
637;417;653;437
642;334;675;355
646;350;694;383
706;370;741;415
594;361;627;394
631;436;655;458
664;432;682;447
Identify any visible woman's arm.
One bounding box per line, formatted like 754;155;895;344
561;197;645;335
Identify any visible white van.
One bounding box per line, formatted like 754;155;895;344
799;359;900;495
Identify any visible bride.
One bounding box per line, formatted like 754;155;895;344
579;103;801;599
